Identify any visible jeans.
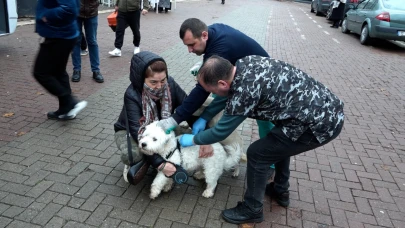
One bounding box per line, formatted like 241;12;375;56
244;123;343;211
114;10;141;49
33;38;77;98
80;31;87;50
72;16;100;72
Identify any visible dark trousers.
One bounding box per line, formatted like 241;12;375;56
33;38;77;106
114;10;141;49
244;123;343;211
80;31;87;50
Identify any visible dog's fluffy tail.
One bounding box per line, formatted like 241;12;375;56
223;143;243;170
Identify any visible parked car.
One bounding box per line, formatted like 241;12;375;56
0;0;18;36
326;0;360;20
311;0;333;16
341;0;405;45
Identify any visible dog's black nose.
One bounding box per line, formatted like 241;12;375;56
141;142;147;148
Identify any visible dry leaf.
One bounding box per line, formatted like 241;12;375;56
381;165;390;171
36;92;44;95
16;132;26;136
239;224;255;228
2;112;14;117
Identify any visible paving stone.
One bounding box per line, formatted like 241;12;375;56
80;192;106;212
44;217;64;228
57;206;91;223
49;183;79;196
2;205;25;218
31;203;63;226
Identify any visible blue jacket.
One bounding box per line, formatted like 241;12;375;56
35;0;80;39
172;23;270;124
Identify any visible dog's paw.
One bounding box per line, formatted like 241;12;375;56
150;189;160;200
193;171;205;180
202;189;214;198
163;182;174;192
232;167;240;178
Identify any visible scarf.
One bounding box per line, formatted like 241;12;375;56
138;82;172;141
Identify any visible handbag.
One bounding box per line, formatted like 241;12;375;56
107;11;117;32
123;105;150;185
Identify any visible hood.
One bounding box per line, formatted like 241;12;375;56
130;51;167;93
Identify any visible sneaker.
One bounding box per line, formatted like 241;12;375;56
265;182;290;207
109;48;122;57
66;101;88;118
123;165;129;183
80;49;88;56
47;110;75;120
134;47;140;55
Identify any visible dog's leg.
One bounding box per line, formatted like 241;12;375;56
150;172;169;199
163;178;174;192
232;164;240;177
202;169;222;198
193;169;205;180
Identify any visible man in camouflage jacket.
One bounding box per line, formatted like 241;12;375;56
179;55;345;224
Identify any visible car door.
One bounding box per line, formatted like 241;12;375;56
352;0;371;33
357;0;378;26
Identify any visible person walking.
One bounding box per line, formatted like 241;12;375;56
179;55;345;224
33;0;87;120
330;0;346;28
71;0;104;83
109;0;150;57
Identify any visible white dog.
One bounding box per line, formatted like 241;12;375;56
139;121;242;199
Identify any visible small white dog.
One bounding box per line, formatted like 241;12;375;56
139;121;242;199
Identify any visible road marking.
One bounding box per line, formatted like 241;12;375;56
294;22;298;26
309;17;312;19
332;38;340;43
313;20;317;23
297;28;301;32
301;35;306;40
268;20;270;24
318;25;323;28
324;31;330;35
292;18;295;21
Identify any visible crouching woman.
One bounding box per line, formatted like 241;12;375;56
114;51;188;183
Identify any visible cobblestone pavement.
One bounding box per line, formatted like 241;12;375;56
0;0;405;227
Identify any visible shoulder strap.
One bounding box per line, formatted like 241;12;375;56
123;104;134;166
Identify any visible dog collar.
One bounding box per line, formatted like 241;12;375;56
165;140;181;159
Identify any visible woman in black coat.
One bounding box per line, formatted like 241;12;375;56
114;51;189;182
329;0;346;28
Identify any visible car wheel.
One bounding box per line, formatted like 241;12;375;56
326;5;332;19
341;17;350;34
360;25;372;45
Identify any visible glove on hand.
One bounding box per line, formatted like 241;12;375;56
192;118;207;135
179;134;195;147
157;117;178;133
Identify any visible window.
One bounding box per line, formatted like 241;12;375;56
357;0;370;9
363;0;378;9
383;0;405;10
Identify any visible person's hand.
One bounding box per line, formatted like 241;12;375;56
199;145;213;158
179;134;195;147
115;6;118;12
142;9;148;15
192;118;207;135
157;117;178;132
158;162;176;177
42;17;47;23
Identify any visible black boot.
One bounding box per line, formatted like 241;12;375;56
221;0;225;4
221;201;263;224
93;71;104;83
71;70;81;82
265;182;290;207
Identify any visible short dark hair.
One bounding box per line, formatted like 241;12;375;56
179;18;208;39
145;60;167;78
198;55;233;86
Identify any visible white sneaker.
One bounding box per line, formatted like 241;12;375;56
109;48;122;57
123;165;129;183
134;47;140;55
66;101;88;119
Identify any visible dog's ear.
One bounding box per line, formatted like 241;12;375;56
165;126;176;134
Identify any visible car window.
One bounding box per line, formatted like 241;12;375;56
363;0;378;9
383;0;405;10
357;0;370;9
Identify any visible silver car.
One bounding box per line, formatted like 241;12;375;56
341;0;405;45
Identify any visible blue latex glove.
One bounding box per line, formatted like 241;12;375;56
192;118;207;135
179;134;195;147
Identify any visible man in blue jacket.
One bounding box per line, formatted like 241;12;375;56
33;0;87;120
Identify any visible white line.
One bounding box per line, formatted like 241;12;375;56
297;28;301;32
318;25;322;28
333;38;340;43
301;35;306;40
268;20;270;24
324;31;330;35
294;22;298;26
292;18;295;21
309;17;312;19
313;20;317;23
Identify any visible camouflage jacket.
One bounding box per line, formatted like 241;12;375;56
225;56;345;143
